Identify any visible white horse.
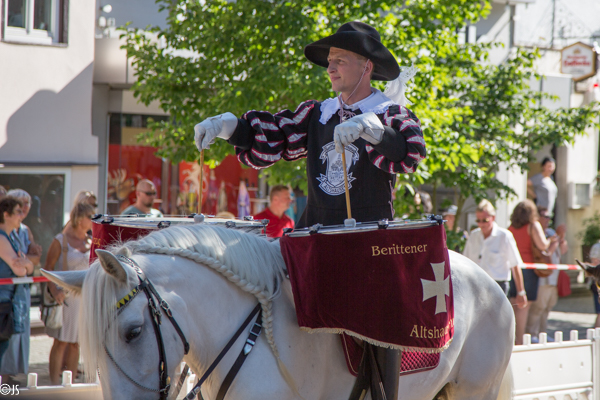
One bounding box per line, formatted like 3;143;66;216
42;224;515;400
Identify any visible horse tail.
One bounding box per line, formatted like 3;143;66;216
496;363;514;400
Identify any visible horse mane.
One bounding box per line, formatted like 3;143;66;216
79;224;287;382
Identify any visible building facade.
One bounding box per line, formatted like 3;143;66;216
0;0;97;261
467;0;600;262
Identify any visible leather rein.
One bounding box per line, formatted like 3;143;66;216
107;255;263;400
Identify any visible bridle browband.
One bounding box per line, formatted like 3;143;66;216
107;255;264;400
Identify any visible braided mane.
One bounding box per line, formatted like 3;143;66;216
79;224;287;383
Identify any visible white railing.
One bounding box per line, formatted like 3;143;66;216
12;330;600;399
7;370;103;399
511;328;600;400
9;363;199;399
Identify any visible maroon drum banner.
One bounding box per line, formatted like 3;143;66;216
280;224;453;352
90;222;152;264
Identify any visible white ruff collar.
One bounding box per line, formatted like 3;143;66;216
319;88;396;125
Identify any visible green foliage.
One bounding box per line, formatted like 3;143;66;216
122;0;600;229
445;230;467;253
577;212;600;247
121;0;492;167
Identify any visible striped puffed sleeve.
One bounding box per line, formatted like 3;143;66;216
227;100;318;169
365;105;426;174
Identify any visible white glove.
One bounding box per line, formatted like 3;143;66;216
333;112;385;154
194;112;238;150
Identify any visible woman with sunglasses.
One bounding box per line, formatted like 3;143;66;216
44;202;94;385
0;198;34;362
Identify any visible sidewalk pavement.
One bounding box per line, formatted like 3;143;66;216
545;288;598;339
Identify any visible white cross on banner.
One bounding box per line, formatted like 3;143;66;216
421;262;450;314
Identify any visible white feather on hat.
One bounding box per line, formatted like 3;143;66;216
383;65;418;106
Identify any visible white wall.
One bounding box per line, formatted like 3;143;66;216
0;1;97;164
475;2;512;64
495;163;528;228
68;166;99;215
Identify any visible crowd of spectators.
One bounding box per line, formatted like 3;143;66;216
0;187;95;385
0;154;584;382
460;156;574;344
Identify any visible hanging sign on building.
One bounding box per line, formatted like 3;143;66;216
561;42;596;81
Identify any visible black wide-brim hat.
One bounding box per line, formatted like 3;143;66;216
304;21;400;81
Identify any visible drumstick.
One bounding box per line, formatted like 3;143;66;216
198;150;204;214
341;150;352;219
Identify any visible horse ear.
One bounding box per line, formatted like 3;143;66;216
95;249;129;284
576;259;600;280
41;269;86;294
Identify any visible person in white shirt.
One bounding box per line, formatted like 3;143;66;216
463;200;527;308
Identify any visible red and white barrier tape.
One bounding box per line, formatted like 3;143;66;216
521;263;580;271
0;276;49;286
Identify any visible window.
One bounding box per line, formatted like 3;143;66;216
3;0;66;44
0;171;66;263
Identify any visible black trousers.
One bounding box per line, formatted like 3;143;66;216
496;280;509;296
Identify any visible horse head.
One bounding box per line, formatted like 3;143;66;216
43;248;190;400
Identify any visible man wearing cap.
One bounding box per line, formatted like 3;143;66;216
194;21;426;399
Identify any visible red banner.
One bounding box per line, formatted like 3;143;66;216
280;224;453;352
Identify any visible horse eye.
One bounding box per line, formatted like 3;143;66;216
125;326;142;343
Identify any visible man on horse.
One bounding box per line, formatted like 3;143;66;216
194;21;426;399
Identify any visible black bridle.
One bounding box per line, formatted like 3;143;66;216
106;256;190;400
108;255;264;400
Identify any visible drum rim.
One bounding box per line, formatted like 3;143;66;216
91;214;266;230
283;218;443;237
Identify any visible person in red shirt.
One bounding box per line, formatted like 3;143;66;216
254;185;294;238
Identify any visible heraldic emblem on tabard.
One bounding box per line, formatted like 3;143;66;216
317;142;360;196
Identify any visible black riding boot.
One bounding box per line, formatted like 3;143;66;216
372;346;400;400
348;344;401;400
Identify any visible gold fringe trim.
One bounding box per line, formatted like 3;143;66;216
299;327;453;354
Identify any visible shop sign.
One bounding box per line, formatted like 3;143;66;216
561;42;596;81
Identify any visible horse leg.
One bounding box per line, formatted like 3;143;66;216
436;366;513;400
433;382;454;400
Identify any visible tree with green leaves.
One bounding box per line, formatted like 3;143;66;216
123;0;494;193
123;0;599;245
